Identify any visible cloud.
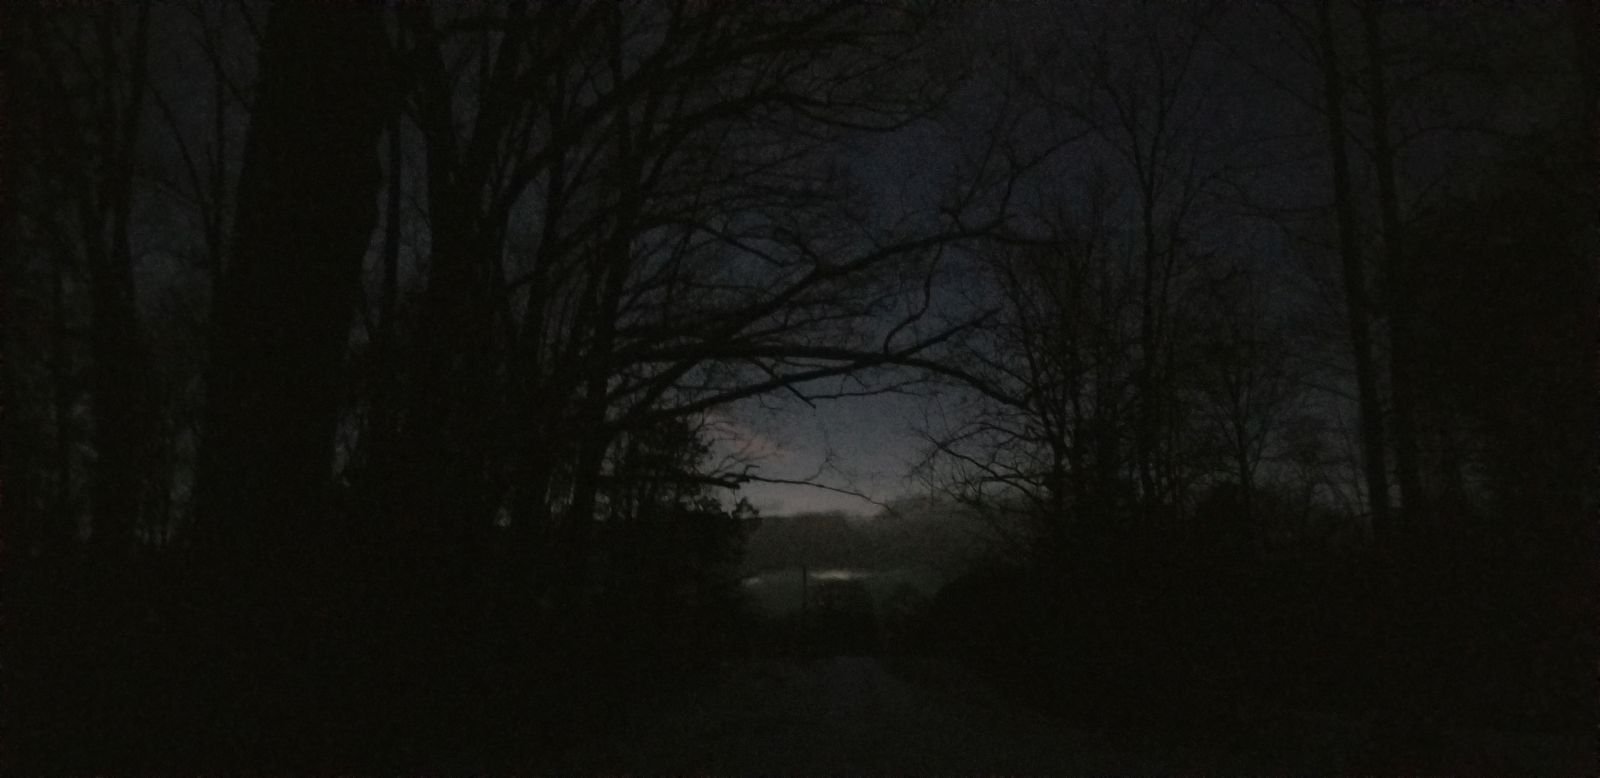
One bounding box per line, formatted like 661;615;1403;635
703;410;790;464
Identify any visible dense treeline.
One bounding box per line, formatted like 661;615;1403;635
2;0;1594;772
4;1;1006;770
905;0;1598;764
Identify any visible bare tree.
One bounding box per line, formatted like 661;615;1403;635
1185;257;1302;532
1035;0;1232;513
345;1;1024;615
1308;0;1392;540
9;1;161;552
192;0;392;577
1357;0;1423;530
914;174;1140;559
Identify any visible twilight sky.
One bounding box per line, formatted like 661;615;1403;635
126;0;1570;521
710;0;1565;518
722;393;929;516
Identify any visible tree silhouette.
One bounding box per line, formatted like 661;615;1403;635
4;1;1593;772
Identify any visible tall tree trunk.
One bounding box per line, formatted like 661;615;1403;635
49;230;78;554
1360;0;1423;536
1135;198;1161;514
548;225;634;613
197;0;388;555
190;0;390;759
1318;0;1391;543
1565;0;1600;678
372;2;529;558
357;116;405;535
551;30;647;608
79;3;155;553
1573;0;1599;422
381;216;504;586
1570;0;1600;729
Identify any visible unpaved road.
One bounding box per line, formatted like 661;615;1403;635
563;656;1164;775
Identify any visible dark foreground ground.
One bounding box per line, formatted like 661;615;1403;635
14;551;1592;774
559;655;1594;775
562;655;1161;774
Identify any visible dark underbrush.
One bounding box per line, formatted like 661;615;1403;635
899;527;1595;773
